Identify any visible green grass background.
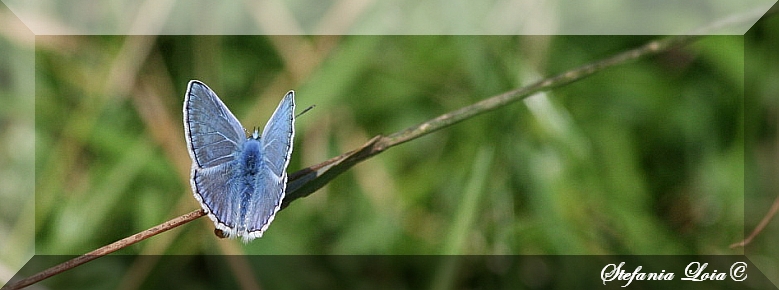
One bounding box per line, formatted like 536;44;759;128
33;34;745;254
1;13;778;289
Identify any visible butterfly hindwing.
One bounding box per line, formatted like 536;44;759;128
192;163;241;232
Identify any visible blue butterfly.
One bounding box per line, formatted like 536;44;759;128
184;80;295;242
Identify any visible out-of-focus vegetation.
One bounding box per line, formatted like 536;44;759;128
2;10;778;290
34;33;748;255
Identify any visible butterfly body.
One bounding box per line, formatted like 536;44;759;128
184;80;295;242
239;137;262;176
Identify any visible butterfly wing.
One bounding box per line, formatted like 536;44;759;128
184;80;246;168
184;80;246;236
242;91;295;241
260;91;295;174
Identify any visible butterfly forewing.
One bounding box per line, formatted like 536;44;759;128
184;81;246;168
260;91;295;176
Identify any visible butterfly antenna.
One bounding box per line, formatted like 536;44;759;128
295;105;316;118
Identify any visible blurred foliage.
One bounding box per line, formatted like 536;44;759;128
0;11;775;290
34;33;746;255
0;11;35;287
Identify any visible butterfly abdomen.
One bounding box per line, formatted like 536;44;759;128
235;139;264;232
